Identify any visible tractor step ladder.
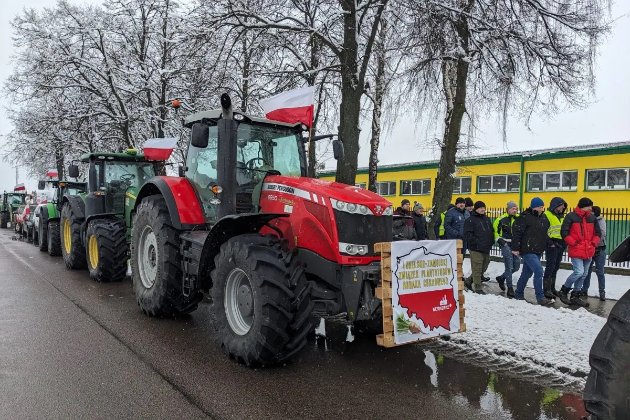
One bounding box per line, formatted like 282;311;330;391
374;240;466;348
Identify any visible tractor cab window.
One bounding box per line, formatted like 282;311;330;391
236;124;303;178
103;162;155;190
9;195;24;206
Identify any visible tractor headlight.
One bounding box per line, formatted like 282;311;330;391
330;199;374;215
339;242;368;256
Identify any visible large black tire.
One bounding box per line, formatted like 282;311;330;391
584;290;630;419
0;212;7;229
47;220;61;256
60;203;86;269
131;195;202;317
86;219;128;282
211;234;313;367
38;218;48;252
32;223;39;246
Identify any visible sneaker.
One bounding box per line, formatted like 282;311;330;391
474;289;486;295
482;276;490;282
537;297;554;306
599;291;606;301
570;292;589;307
506;288;515;299
496;276;506;291
544;290;555;299
558;286;572;305
464;277;473;291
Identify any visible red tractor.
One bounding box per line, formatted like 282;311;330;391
131;94;392;366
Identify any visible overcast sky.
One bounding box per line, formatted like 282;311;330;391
1;0;629;191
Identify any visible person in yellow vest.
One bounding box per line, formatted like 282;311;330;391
493;201;520;298
433;203;455;239
542;197;568;299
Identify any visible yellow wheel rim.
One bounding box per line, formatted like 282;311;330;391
88;234;99;269
63;219;72;254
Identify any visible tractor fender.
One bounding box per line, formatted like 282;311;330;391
85;213;119;226
62;195;85;220
184;213;288;291
135;176;205;230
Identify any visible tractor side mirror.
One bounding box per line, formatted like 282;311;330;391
191;123;209;148
68;164;80;179
332;140;344;160
37;181;45;190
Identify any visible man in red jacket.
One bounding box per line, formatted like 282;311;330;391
557;197;601;307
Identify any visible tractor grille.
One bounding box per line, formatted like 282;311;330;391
333;210;392;256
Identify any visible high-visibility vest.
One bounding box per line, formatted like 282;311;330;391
438;211;447;237
544;210;563;239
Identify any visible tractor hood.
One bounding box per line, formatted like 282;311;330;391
263;175;392;216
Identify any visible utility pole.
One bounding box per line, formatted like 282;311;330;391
15;167;18;185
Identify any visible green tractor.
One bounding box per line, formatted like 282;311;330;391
61;149;162;282
0;191;27;229
34;179;87;256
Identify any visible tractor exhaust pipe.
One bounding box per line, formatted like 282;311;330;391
216;94;237;219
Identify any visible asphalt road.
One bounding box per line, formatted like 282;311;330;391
0;228;588;419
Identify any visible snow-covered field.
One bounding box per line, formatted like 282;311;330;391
463;259;630;300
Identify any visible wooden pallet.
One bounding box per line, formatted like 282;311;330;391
375;240;466;348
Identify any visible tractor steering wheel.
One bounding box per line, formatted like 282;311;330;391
245;157;266;170
120;173;135;186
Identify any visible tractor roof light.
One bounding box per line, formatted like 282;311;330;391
211;185;223;195
233;113;245;121
125;148;138;156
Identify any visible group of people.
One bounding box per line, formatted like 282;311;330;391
393;195;607;306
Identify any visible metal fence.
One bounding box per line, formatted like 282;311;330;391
486;207;630;270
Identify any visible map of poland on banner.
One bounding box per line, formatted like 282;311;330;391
391;240;460;345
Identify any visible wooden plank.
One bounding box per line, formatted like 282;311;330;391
383;322;394;334
457;253;464;265
381;270;392;283
382;305;393;318
456;239;463;249
459;323;467;333
376;333;397;348
375;287;392;299
374;242;391;253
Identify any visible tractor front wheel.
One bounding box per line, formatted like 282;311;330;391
131;195;202;317
86;220;128;282
0;212;7;229
47;220;61;256
211;234;313;367
38;218;48;252
60;203;86;269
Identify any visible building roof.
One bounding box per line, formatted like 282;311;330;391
320;140;630;176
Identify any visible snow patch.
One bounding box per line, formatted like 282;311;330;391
314;318;326;338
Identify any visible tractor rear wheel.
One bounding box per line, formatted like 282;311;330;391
86;220;128;282
211;234;313;367
47;220;61;256
38;218;48;252
0;212;7;229
131;195;202;317
60;203;86;269
583;290;630;419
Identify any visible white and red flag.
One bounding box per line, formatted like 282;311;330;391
142;138;178;161
14;183;25;191
259;86;315;128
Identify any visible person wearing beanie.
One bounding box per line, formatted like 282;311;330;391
558;198;601;307
444;197;467;244
493;200;521;297
393;199;416;240
412;203;428;240
463;201;494;294
581;206;607;301
542;197;568;299
512;197;554;305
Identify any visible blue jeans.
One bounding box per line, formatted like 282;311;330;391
501;244;521;288
515;253;544;301
581;249;606;293
563;258;592;292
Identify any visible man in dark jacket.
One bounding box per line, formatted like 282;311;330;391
444;197;466;242
493;200;520;298
558;197;601;307
434;203;455;239
542;197;568;299
412;202;428;240
512;197;554;305
393;199;416;240
464;201;494;293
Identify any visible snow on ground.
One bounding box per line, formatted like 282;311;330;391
463;259;630;300
453;292;606;379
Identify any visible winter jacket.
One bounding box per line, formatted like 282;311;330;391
511;208;550;255
596;217;606;248
434;204;455;239
464;212;495;254
393;207;416;240
444;206;466;240
544;197;568;247
413;213;428;240
561;207;601;259
493;212;518;247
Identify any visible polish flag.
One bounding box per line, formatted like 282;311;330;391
14;183;25;191
260;86;315;128
142;138;178;161
46;169;59;179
